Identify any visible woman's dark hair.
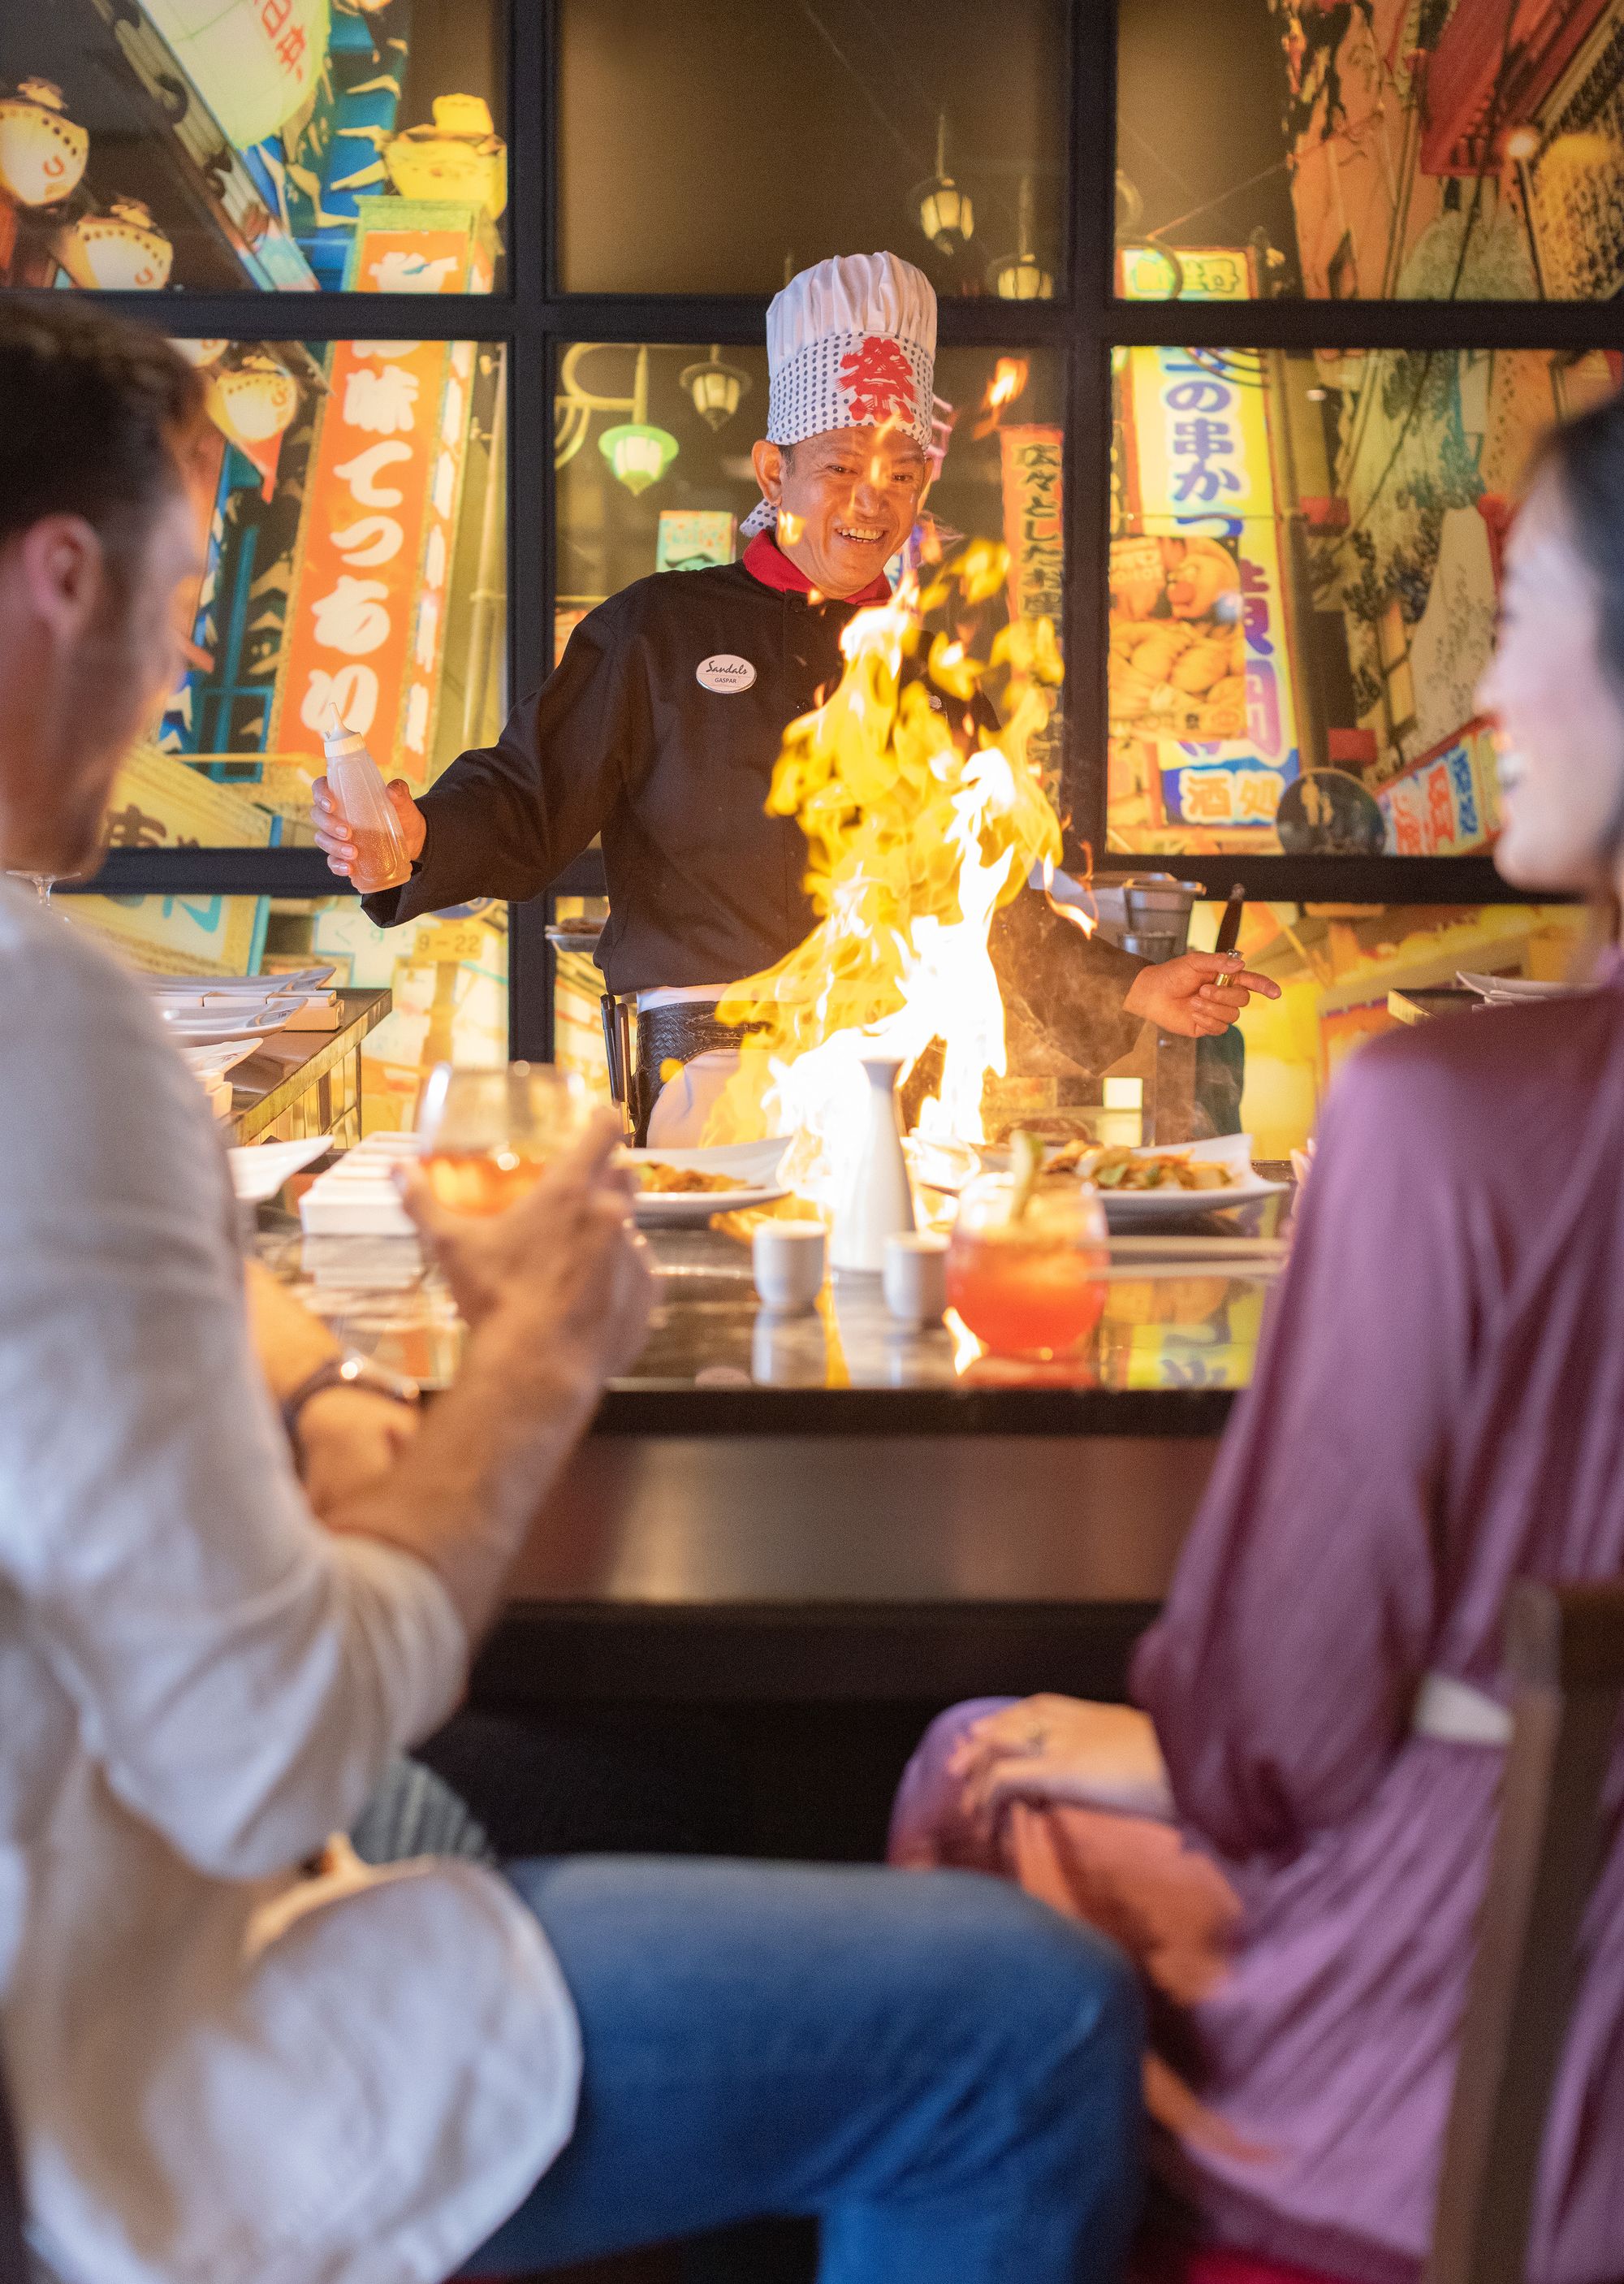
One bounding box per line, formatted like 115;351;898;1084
1527;386;1624;710
0;301;206;560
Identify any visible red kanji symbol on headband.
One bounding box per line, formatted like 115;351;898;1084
838;338;918;427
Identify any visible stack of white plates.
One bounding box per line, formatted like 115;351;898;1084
144;967;338;1049
1458;971;1574;1009
298;1132;421;1237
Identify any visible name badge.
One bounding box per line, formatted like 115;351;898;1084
696;653;757;694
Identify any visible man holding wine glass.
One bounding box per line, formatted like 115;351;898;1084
0;300;1142;2284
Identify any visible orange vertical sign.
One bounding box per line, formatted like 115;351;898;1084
269;336;451;781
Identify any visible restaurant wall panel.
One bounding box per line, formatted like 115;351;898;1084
1190;897;1588;1157
102;335;507;852
555;0;1069;299
1107;342;1621;859
0;0;509;292
6;1;1616;1058
1116;0;1624;303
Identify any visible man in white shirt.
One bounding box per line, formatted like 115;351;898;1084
0;301;1141;2284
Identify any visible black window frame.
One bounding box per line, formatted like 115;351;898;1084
6;0;1596;1057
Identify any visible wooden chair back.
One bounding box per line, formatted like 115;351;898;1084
1424;1580;1624;2284
0;1580;1617;2284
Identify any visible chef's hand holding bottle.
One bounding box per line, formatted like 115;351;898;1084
312;770;426;881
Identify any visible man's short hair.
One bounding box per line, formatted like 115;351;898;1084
0;301;207;560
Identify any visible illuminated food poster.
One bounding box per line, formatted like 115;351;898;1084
1111;347;1298;846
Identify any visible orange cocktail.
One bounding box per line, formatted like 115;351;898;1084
947;1176;1109;1360
419;1147;551;1216
414;1062;590;1217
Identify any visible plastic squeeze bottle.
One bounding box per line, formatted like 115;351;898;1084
322;706;412;893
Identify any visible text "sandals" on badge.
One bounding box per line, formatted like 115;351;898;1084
695;654;757;694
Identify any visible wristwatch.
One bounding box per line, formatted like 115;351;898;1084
281;1352;421;1460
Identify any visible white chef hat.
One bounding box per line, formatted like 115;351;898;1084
741;250;937;537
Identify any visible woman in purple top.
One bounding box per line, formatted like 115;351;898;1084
890;389;1624;2284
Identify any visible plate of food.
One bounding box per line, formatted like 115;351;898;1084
1047;1132;1287;1228
624;1139;791;1225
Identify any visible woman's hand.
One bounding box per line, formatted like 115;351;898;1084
948;1694;1175;1830
1123;950;1281;1039
400;1111;654;1379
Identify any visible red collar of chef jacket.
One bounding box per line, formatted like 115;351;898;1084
741;532;893;608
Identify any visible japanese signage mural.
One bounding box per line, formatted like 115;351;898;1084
1110;348;1299;844
1000;425;1065;807
269;335;475;794
1376;725;1501;858
142;0;330;152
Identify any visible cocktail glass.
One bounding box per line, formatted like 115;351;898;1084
946;1174;1109;1360
415;1061;590;1215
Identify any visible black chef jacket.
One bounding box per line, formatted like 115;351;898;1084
364;560;878;991
362;552;1148;1075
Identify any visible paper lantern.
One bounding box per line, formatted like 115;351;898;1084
60;198;172;290
141;0;330;150
912;114;973;258
679;346;751;430
0;80;88;210
600;423;679;495
213;353;300;446
384;94;508;221
989;175;1053;301
594;345;678;494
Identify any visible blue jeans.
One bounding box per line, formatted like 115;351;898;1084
462;1854;1142;2283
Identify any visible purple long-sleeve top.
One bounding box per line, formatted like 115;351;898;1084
1133;966;1624;2284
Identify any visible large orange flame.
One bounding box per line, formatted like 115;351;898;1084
704;545;1066;1205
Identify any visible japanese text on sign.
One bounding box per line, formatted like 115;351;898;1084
269;336;473;791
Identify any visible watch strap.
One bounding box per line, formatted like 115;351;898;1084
281;1353;420;1448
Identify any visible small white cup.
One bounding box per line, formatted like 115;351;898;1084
883;1231;949;1325
753;1220;827;1314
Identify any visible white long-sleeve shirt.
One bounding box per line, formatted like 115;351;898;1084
0;883;581;2284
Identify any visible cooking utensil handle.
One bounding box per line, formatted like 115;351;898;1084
1213;884;1246;984
617;997;636;1131
599;993;623;1105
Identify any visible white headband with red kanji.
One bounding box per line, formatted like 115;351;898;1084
741;251;938;537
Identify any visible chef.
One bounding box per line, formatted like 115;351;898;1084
314;251;1276;1141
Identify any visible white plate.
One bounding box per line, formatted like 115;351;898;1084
625;1139;790;1226
177;1038;262;1081
142;967;335;996
1458;971;1572;1001
634;1183;791;1225
1071;1133;1287;1229
158;1004;294;1046
227;1135;332;1203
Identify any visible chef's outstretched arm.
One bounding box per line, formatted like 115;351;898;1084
1122;947;1281;1036
312;598;644;925
989;889;1280;1075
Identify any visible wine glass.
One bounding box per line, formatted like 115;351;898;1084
414;1061;591;1215
6;873;56;907
946;1174;1109;1360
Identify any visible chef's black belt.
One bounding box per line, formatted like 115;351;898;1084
632;999;764;1146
